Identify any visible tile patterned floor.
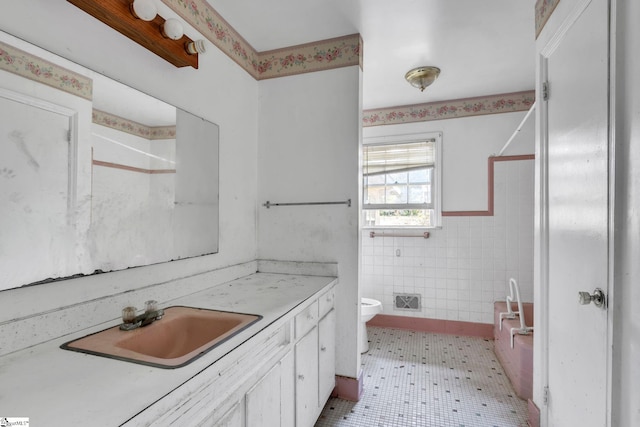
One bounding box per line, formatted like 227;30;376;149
316;327;528;427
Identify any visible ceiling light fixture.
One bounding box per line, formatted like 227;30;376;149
405;66;441;92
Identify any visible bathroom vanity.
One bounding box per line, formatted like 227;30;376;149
0;272;337;426
0;27;347;427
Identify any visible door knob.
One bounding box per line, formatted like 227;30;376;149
578;288;606;308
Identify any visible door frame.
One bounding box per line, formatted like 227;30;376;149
534;0;616;425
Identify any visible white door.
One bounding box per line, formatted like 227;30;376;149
0;90;73;287
542;0;610;425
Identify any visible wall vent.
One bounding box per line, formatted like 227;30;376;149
394;293;421;311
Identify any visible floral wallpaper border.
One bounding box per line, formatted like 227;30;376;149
535;0;561;38
93;109;177;140
362;91;535;127
161;0;259;77
253;34;362;80
162;0;362;80
0;40;92;100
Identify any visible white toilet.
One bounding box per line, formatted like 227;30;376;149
360;297;382;353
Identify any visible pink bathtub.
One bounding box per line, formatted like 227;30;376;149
493;301;533;401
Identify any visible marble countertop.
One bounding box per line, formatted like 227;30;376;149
0;272;337;425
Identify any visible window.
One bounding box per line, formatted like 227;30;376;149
362;133;442;228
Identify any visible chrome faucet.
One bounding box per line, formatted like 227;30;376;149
120;300;164;331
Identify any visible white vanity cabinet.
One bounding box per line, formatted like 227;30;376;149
210;350;295;427
129;283;336;427
318;308;336;406
0;272;340;427
245;350;294;426
295;287;336;427
215;402;244;427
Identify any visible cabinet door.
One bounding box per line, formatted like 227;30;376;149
280;350;295;427
295;326;319;427
214;400;244;427
246;363;281;426
318;309;336;406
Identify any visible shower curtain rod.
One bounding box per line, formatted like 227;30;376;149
496;102;536;157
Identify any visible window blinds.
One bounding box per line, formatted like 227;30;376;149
363;140;436;176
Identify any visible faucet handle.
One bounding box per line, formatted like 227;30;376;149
144;300;158;313
122;306;137;324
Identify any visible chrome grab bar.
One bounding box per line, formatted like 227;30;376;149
499;278;534;348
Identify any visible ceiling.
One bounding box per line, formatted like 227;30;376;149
208;0;536;111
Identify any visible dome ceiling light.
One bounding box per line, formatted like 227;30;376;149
405;66;441;92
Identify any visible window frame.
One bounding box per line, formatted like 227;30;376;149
362;132;443;229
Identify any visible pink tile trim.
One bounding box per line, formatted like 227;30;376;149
362;91;535;127
442;154;535;217
161;0;361;80
528;399;541;427
332;371;364;402
367;314;494;339
93;110;176;140
0;40;92;100
535;0;561;38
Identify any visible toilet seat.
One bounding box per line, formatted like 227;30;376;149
360;297;382;353
361;298;382;320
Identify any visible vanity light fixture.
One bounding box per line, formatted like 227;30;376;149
405;66;441;92
67;0;199;68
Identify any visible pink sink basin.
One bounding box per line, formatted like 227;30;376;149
61;306;262;368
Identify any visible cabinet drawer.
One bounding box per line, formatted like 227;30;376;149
318;287;335;318
295;301;318;339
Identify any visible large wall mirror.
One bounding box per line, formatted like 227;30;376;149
0;32;219;291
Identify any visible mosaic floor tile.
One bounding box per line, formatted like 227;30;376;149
316;327;528;427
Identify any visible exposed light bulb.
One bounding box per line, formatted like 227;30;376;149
162;18;184;40
131;0;157;22
186;39;207;55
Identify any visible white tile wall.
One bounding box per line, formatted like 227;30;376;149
361;159;534;324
